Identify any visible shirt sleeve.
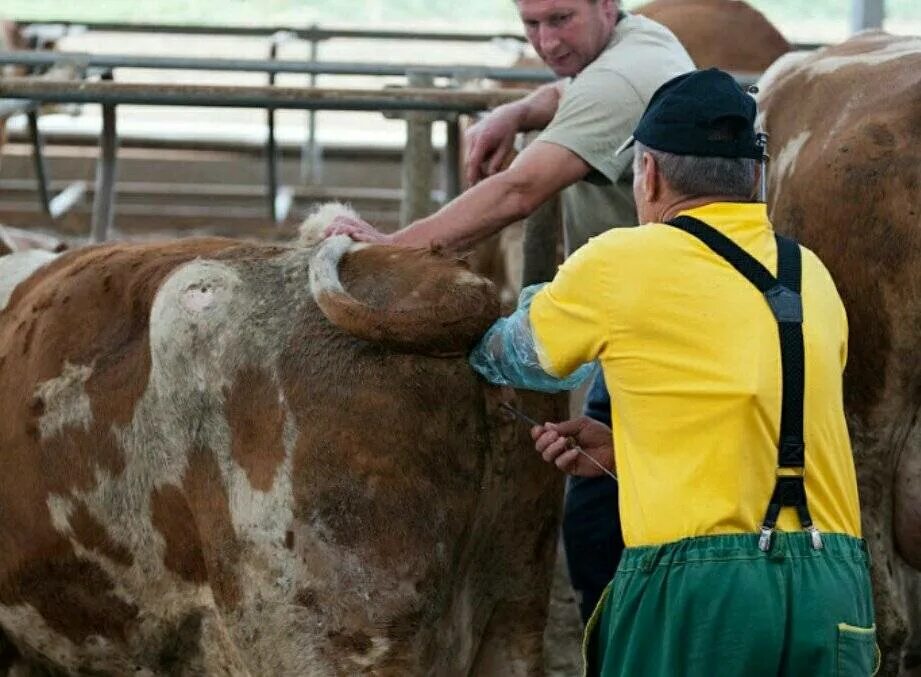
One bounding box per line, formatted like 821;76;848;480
535;67;645;185
529;240;611;377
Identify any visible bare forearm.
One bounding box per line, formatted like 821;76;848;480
393;173;532;252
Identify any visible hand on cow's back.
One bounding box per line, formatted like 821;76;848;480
531;416;614;478
324;215;393;244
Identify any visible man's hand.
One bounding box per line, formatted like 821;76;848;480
324;214;393;244
530;416;614;477
464;105;523;186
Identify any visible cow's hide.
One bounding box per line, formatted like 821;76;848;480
635;0;790;72
0;229;565;675
759;31;921;676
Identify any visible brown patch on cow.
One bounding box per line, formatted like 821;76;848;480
151;443;241;611
317;244;499;357
151;483;209;585
39;423;126;497
285;530;295;550
636;0;790;71
0;238;252;595
69;500;134;567
894;427;921;571
0;551;138;645
225;367;287;493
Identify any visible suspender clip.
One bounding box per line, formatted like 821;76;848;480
806;525;824;550
758;526;774;552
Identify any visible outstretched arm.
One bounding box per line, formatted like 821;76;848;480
326;140;589;252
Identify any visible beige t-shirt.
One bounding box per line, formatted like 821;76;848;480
536;13;694;254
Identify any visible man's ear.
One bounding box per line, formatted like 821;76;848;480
643;151;660;202
601;0;617;21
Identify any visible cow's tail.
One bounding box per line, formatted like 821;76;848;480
309;235;499;357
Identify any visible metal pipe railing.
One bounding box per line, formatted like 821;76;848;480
0;50;555;83
15;19;826;53
0;78;528;112
16;20;529;44
0;77;529;240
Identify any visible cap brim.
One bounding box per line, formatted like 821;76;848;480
615;135;636;156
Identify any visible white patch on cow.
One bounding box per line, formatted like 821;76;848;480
149;260;242;394
299;202;361;247
35;361;94;440
46;494;75;535
181;286;217;313
0;605;80;669
455;269;488;286
773;131;812;184
756;51;812;105
805;39;921;76
0;250;57;312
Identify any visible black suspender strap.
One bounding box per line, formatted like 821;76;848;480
667;215;822;551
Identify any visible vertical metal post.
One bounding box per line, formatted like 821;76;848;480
27;109;52;217
300;27;321;184
521;196;561;287
400;71;435;227
91;70;118;242
266;38;280;221
851;0;885;32
443;116;462;201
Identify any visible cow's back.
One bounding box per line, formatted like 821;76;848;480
635;0;790;71
0;236;563;675
759;32;921;675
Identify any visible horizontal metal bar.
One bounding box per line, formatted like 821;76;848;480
0;179;452;208
0;50;555;83
0;99;35;118
0;178;406;201
0;78;527;113
16;20;528;44
15;20;826;52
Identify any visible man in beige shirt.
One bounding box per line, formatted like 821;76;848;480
328;0;693;623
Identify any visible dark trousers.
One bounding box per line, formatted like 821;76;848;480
563;370;626;624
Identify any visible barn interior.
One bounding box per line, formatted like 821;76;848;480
0;1;917;676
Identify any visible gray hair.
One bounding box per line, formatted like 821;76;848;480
633;142;757;199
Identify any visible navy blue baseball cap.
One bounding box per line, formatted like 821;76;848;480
616;68;762;160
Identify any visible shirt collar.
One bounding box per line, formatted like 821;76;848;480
675;202;772;236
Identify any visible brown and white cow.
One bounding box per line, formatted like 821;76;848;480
0;206;565;675
759;32;921;676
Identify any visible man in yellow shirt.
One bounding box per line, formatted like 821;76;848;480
470;69;875;675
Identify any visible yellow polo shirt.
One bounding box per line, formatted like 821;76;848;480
530;202;862;547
